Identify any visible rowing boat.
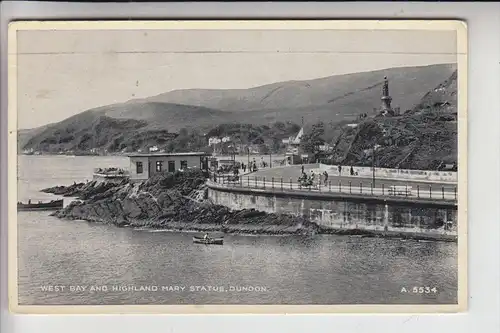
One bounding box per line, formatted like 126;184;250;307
192;236;224;245
18;199;63;211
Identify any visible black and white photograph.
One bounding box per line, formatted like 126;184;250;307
8;20;467;313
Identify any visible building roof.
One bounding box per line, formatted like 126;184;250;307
127;152;207;158
291;127;304;144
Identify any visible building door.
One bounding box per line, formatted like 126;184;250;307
168;161;176;172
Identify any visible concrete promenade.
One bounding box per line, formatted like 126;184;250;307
210;175;457;204
248;164;457;186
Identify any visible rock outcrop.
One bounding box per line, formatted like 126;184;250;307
47;169;320;235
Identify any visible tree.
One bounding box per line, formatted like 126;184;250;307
300;122;325;161
272;138;283;153
259;144;270;154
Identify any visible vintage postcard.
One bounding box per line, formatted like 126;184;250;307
8;20;467;314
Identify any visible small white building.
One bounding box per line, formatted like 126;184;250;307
128;152;208;181
208;137;221;146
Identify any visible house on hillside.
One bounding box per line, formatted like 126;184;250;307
208;136;233;155
283;127;307;165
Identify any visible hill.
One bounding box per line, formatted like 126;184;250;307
319;70;458;170
144;63;456;113
20;102;233;153
20;63;458;159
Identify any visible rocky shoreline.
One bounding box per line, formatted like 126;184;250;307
42;170;456;242
44;170;321;236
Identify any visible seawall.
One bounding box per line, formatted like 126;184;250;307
207;182;458;241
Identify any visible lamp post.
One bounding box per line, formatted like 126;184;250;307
247;146;250;168
372;146;376;187
230;143;235;168
269;151;272;168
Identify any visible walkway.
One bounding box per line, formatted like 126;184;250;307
247;165;457;190
209;174;458;202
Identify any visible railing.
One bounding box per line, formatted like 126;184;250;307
209;175;458;202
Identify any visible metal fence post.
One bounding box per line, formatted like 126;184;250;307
290;178;292;190
339;181;342;193
281;178;283;191
442;186;445;199
429;186;432;199
254;177;257;188
247;176;249;187
405;185;408;197
263;177;266;189
371;182;373;195
240;176;242;187
382;184;385;196
360;183;363;194
329;181;331;192
349;181;352;194
454;187;457;200
272;177;274;189
417;185;420;198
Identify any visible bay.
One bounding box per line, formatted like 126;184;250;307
16;155;458;305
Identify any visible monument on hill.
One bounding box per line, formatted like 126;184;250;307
378;76;400;117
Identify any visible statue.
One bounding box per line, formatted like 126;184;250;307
382;76;389;97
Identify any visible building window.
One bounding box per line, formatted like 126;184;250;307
156;161;163;172
168;161;176;172
136;162;143;174
180;160;188;170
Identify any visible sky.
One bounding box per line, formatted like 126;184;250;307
15;28;458;129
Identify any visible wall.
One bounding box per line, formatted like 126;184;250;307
129;156;150;181
129;155;202;181
318;164;457;183
208;185;458;239
147;155;202;177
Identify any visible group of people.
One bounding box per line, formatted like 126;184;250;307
337;165;356;176
298;165;330;188
245;161;259;173
297;164;355;188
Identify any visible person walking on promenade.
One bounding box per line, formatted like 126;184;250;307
350;166;354;176
323;171;329;186
301;165;305;174
338;165;342;175
310;170;315;186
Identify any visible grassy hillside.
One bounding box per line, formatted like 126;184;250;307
100;101;232;130
145;63;456;112
322;70;458;170
20;63;458;165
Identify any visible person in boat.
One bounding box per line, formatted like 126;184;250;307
203;233;210;240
